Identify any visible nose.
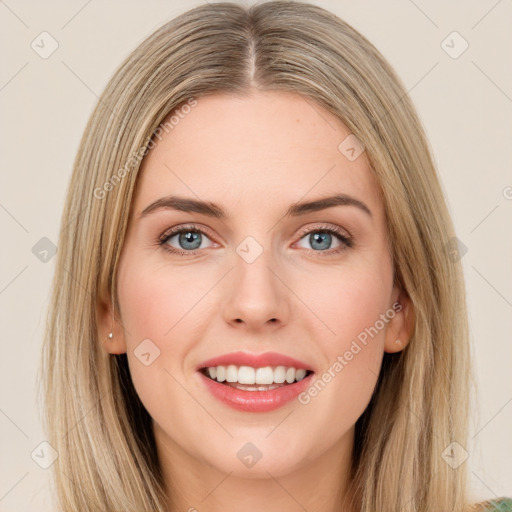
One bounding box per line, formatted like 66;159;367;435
221;249;290;331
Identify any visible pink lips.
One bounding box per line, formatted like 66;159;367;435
198;370;314;412
196;350;315;413
197;350;314;372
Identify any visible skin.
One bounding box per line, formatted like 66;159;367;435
98;90;414;512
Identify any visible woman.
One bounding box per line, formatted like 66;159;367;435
40;1;511;511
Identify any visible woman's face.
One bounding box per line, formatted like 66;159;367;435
105;91;412;481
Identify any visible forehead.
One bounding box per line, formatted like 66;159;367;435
133;91;383;220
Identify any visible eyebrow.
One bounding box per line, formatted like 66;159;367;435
139;193;372;219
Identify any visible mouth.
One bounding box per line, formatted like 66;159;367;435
195;351;317;411
199;365;315;392
197;364;316;412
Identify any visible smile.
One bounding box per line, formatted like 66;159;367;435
201;364;312;386
197;365;316;412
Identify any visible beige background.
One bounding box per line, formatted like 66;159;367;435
1;0;511;510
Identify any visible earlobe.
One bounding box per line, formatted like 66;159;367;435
103;330;127;355
96;296;127;355
384;288;415;354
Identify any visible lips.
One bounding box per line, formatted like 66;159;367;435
195;350;316;412
197;369;315;412
197;350;314;372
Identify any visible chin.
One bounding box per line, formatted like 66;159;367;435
202;439;308;479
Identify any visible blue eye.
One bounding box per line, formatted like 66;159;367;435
159;226;215;254
296;228;352;252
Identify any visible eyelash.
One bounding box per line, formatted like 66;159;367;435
157;223;353;257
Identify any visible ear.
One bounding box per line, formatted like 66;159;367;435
96;295;127;355
384;285;415;354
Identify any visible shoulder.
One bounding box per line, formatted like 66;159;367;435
473;497;512;511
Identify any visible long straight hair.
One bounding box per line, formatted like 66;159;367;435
39;2;475;510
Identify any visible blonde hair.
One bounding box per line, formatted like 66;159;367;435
39;1;475;510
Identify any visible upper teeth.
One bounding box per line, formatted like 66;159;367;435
204;365;308;385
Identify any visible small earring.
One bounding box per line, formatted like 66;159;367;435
107;295;115;341
395;339;401;345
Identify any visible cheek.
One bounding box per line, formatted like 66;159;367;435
304;261;392;351
116;259;190;410
117;258;214;343
116;256;226;421
293;262;391;430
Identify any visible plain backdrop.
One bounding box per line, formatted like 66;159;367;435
1;1;511;510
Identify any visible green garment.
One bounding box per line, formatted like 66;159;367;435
480;497;512;511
